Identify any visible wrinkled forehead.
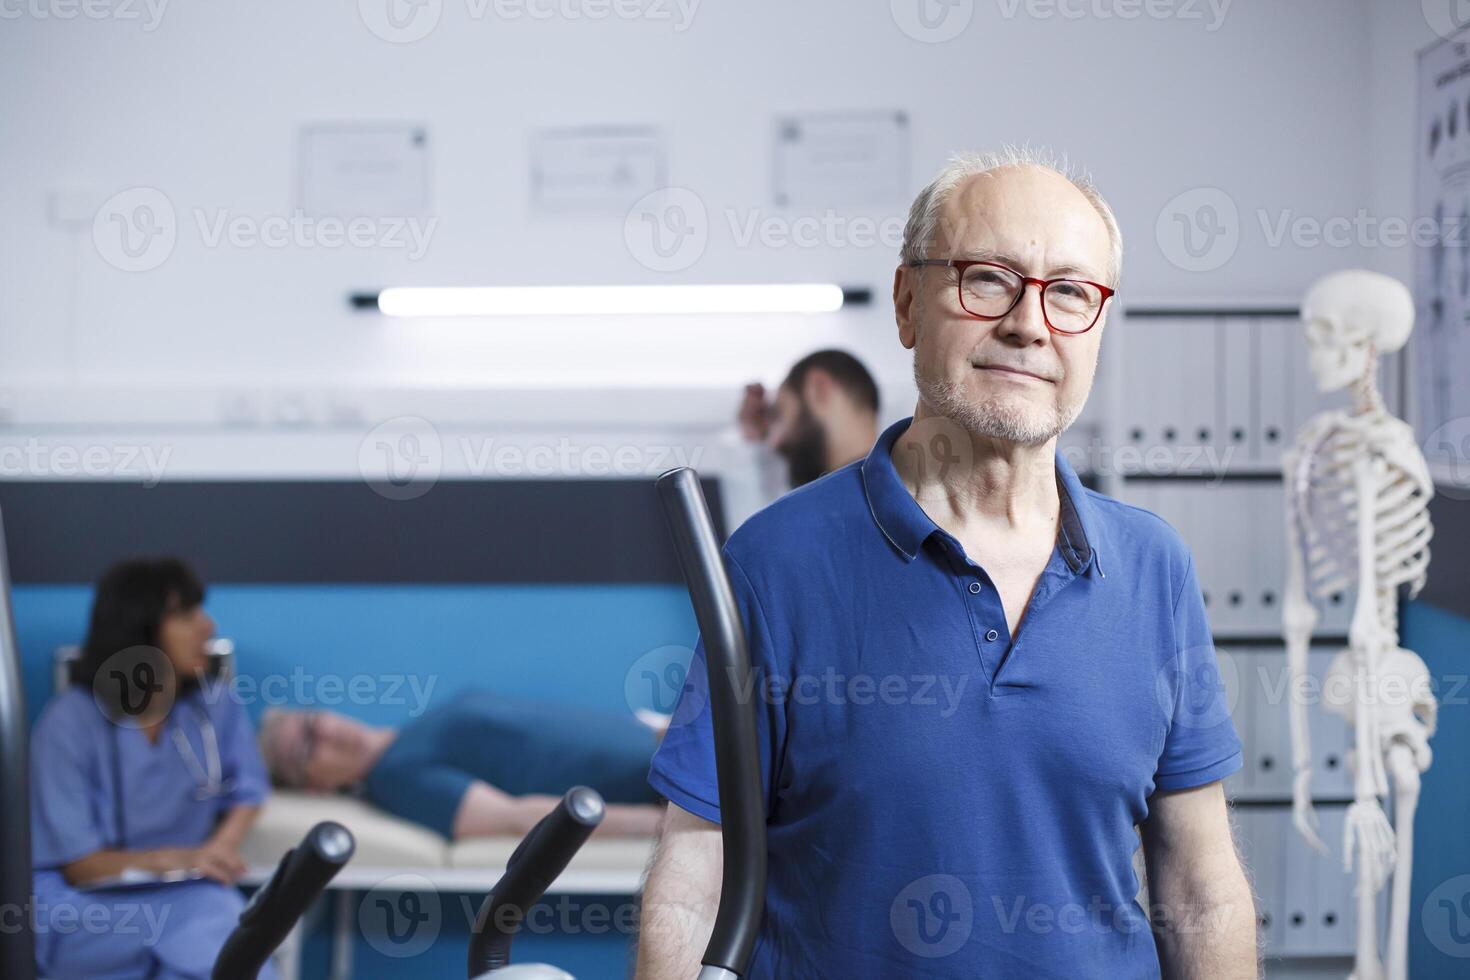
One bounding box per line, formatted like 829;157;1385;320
936;167;1112;281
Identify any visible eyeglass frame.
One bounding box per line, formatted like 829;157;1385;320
294;711;320;787
907;258;1116;335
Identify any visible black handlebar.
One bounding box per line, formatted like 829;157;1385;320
212;821;355;980
0;508;36;980
655;467;767;979
467;785;605;977
0;472;768;980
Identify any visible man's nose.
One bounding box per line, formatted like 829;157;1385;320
998;284;1051;345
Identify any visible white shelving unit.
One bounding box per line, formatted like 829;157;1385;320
1111;306;1391;978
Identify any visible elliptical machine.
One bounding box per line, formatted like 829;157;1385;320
0;509;35;980
206;466;767;979
0;469;763;979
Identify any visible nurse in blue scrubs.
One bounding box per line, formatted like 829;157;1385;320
29;558;274;980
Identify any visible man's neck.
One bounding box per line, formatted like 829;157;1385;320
823;413;879;475
892;407;1060;538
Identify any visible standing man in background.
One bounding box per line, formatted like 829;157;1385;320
737;349;880;492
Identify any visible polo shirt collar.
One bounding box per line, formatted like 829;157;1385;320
859;416;1104;578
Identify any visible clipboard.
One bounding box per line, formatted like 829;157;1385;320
74;867;206;891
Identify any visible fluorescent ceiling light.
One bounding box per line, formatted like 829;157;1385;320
373;284;849;317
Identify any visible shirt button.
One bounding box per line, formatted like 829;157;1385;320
968;582;982;594
985;629;999;641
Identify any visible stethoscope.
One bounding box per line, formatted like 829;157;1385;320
109;698;234;848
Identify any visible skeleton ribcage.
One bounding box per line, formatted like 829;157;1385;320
1294;425;1433;627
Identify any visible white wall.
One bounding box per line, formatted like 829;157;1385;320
1366;0;1441;288
0;0;1386;519
1;1;1373;400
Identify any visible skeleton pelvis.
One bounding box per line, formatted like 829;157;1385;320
1321;647;1434;729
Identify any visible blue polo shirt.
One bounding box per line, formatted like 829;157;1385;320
648;416;1242;978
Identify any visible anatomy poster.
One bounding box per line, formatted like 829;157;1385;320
1415;31;1470;486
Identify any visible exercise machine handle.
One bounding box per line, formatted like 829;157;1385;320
655;467;767;980
467;786;605;977
212;821;355;980
0;508;36;980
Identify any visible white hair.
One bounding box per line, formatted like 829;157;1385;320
257;707;298;787
899;144;1123;287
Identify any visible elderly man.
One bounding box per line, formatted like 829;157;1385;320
637;149;1256;978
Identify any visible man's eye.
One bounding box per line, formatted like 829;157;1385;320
963;272;1013;293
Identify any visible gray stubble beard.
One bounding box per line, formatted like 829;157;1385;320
910;311;1086;448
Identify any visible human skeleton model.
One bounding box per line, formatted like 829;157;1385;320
1282;270;1436;980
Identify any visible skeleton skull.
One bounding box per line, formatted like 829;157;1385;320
1300;270;1414;392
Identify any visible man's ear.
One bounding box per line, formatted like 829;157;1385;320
801;367;834;412
893;265;918;350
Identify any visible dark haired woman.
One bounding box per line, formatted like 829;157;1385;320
28;558;274;979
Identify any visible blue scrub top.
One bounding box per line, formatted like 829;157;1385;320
365;688;662;838
29;677;272;979
31;677;270;866
649;417;1243;979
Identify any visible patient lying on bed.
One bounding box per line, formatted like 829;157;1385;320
258;689;667;840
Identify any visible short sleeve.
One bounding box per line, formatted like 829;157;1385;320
1153;551;1244;792
30;696;109;868
647;549;786;825
212;685;270;809
365;762;475;839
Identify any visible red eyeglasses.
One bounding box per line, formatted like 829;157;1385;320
909;258;1116;335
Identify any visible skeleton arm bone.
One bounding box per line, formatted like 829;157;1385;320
1283;442;1328;854
1344;453;1396;890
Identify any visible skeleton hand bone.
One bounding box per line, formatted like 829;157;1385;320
1344;800;1396;891
1292;769;1329;855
